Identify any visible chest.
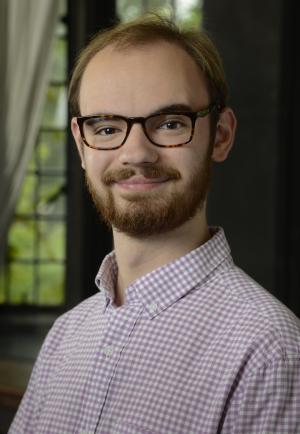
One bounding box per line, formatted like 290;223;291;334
39;297;247;433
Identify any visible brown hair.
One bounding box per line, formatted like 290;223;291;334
68;14;228;118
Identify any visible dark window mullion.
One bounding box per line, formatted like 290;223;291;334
27;170;67;177
39;127;66;133
15;214;66;221
33;132;42;303
4;257;10;303
10;258;66;265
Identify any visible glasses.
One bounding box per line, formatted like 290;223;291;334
76;102;221;150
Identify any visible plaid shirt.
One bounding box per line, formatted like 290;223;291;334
9;227;300;434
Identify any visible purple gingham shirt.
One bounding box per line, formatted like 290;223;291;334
9;227;300;434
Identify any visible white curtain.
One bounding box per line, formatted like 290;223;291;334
0;0;60;260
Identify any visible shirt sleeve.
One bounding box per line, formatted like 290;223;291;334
223;355;300;433
8;352;44;433
8;313;69;434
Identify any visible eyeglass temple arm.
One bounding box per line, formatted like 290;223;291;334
196;101;224;118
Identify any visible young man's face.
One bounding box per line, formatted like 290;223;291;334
71;41;231;237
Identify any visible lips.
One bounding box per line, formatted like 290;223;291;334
115;175;169;191
117;175;169;185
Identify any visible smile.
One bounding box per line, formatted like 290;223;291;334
115;176;169;191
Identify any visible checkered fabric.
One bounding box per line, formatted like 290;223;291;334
9;227;300;434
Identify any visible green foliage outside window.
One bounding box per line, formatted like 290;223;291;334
117;0;202;28
0;12;67;306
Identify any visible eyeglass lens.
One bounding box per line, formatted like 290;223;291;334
82;113;193;149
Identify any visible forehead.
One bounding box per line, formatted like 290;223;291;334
79;41;210;116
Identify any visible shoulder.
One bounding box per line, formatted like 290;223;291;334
213;263;300;369
41;292;105;356
216;267;300;432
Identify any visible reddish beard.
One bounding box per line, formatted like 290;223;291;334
85;155;212;238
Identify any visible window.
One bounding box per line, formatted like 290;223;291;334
0;1;68;307
0;0;204;308
117;0;203;27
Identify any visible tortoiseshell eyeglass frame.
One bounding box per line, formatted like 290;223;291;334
76;101;223;150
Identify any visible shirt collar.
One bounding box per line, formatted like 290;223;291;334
95;227;232;317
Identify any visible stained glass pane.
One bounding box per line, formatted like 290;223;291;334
50;37;67;82
8;264;34;304
8;220;35;260
37;176;66;217
38;264;65;306
117;0;202;28
37;131;67;171
38;222;66;261
41;85;67;129
15;175;37;215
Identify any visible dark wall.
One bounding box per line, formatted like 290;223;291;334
203;0;300;316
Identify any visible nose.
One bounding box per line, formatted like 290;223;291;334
118;123;159;166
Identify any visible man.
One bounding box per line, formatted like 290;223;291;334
10;15;300;434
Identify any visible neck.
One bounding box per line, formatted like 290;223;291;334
112;209;210;306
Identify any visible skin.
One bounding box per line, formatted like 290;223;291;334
71;41;237;307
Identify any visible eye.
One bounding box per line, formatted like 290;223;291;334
159;120;184;130
95;126;120;136
85;118;126;135
152;114;190;131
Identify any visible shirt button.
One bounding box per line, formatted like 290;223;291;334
102;345;114;356
148;302;158;313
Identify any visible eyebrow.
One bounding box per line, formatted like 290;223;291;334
83;104;194;118
150;104;194;115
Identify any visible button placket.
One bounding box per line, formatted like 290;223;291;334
102;345;114;357
148;302;158;314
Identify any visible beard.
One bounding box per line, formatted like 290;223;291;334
85;150;212;238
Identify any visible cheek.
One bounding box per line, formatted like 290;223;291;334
181;156;201;180
166;147;204;179
84;151;111;177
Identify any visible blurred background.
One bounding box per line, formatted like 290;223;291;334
0;0;299;431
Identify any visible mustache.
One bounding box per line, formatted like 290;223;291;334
102;165;181;185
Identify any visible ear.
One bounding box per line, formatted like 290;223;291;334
211;107;237;162
71;117;86;170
